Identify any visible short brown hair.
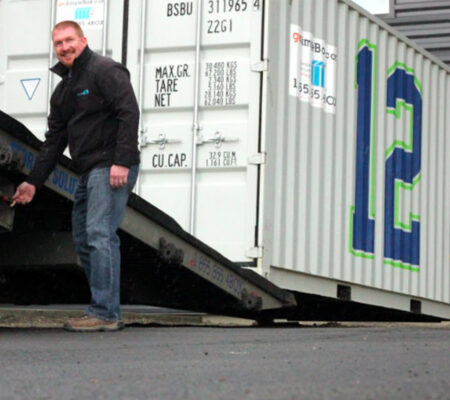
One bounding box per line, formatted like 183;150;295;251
52;20;84;38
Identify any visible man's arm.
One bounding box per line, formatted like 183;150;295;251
25;128;68;187
12;128;68;205
96;62;140;187
13;104;68;204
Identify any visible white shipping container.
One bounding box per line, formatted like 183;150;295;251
0;0;448;318
261;0;449;318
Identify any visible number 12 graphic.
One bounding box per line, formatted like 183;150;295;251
350;39;422;271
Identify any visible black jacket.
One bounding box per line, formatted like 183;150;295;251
27;46;140;186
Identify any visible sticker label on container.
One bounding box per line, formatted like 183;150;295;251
289;24;337;114
20;78;41;101
56;0;105;30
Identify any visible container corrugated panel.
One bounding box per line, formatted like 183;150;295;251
262;0;449;314
380;0;450;66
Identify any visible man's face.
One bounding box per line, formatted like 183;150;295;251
52;26;87;68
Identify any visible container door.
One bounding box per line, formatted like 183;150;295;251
0;0;124;141
127;0;264;263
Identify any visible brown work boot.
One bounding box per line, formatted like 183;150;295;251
63;315;124;332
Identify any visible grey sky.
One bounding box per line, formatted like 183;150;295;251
353;0;390;14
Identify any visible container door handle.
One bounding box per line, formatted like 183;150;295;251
142;133;181;150
200;132;239;148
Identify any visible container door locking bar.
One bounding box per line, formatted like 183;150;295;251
198;131;239;148
140;132;181;150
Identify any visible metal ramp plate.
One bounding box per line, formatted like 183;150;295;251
0;111;296;319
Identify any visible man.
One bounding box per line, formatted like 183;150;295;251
12;21;140;332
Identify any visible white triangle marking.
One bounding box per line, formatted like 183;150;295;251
20;78;41;100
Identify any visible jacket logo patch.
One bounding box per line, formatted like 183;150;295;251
77;89;90;97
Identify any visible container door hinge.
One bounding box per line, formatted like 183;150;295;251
248;152;266;165
251;60;269;72
246;246;264;259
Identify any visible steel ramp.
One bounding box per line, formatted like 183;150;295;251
0;111;296;319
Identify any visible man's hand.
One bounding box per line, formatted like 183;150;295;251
110;165;130;188
11;182;36;206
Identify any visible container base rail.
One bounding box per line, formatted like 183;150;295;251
0;111;296;322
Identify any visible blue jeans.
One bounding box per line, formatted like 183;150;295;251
72;165;138;321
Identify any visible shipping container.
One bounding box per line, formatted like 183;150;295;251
0;0;448;319
262;0;449;319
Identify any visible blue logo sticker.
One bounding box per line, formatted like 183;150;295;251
311;60;325;88
75;7;92;20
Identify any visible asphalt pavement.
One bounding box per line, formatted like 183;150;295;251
0;321;449;400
